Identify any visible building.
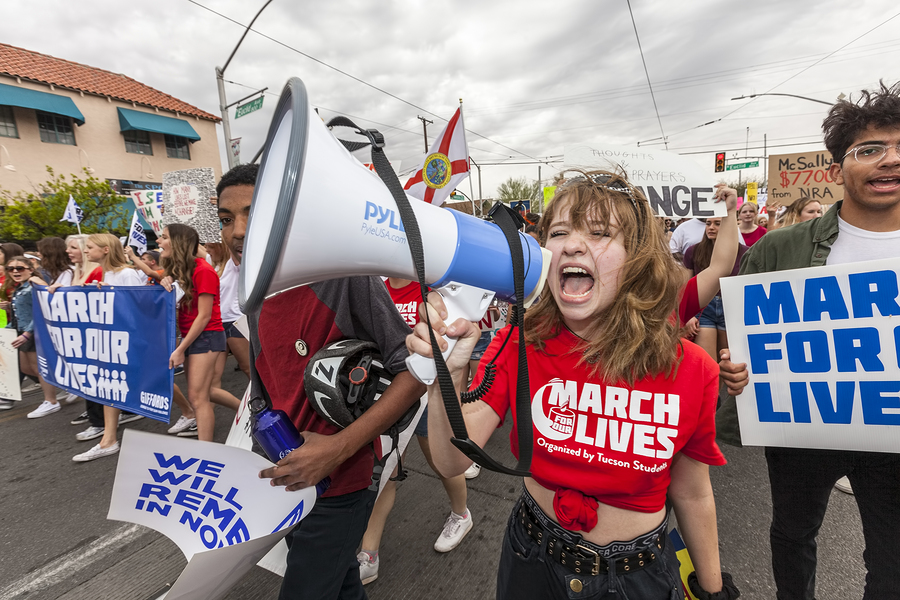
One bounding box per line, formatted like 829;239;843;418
0;43;221;204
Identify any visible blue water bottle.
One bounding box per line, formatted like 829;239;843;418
249;397;331;496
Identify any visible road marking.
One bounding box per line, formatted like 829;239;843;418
0;523;147;600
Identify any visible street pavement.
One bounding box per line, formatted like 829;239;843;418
0;358;867;600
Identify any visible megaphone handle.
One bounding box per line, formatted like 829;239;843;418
405;283;495;385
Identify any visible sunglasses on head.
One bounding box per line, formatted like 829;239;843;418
6;266;29;272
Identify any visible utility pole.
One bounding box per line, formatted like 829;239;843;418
417;116;433;153
763;133;768;191
215;0;273;170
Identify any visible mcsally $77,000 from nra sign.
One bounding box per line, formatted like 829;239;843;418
31;285;177;422
720;257;900;453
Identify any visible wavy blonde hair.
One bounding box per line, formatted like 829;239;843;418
526;170;683;384
65;234;99;285
161;224;200;310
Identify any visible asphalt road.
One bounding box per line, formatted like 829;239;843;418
0;358;868;600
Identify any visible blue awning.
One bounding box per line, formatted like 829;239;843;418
0;82;85;125
117;107;200;141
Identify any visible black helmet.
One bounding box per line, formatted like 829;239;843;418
304;339;420;433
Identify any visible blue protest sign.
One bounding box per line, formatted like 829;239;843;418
31;285;176;422
720;257;900;453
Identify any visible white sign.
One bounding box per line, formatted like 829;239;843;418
162;168;220;244
131;190;164;235
0;329;21;401
564;144;727;219
720;258;900;453
108;430;317;561
170;185;201;220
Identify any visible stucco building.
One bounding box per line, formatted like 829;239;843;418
0;43;221;202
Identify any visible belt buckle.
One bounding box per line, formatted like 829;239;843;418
575;543;601;576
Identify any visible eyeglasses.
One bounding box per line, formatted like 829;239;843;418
841;143;900;164
6;266;29;272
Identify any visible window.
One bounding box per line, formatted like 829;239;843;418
0;106;18;138
165;135;190;160
124;130;152;155
36;111;75;145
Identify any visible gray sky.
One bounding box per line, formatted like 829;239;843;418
5;0;900;197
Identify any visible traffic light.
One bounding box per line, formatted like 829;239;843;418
715;152;726;173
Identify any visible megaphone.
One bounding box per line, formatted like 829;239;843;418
239;78;551;382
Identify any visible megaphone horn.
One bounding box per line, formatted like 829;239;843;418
239;78;550;380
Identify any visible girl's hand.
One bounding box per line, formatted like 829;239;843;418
125;246;135;259
406;291;481;373
169;347;185;370
713;184;738;212
48;283;62;294
12;334;28;349
160;276;174;292
0;300;10;311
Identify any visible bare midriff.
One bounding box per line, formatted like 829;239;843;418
524;478;666;546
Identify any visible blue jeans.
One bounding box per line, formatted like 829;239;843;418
497;493;683;599
279;488;377;600
766;447;900;600
698;295;726;330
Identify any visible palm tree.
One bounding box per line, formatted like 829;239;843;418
496;177;541;204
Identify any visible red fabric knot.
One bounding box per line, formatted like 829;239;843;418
552;488;599;532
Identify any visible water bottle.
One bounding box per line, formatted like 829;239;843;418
249;397;331;496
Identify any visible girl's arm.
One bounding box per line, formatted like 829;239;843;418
169;293;213;368
406;293;501;477
668;454;723;593
125;247;161;280
695;186;739;308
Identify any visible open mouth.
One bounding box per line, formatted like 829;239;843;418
868;176;900;191
560;266;594;300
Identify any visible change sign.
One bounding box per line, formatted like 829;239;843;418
565;144;727;219
720;258;900;453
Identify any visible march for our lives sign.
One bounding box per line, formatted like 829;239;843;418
31;285;176;422
721;257;900;453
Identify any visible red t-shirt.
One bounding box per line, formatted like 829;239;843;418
84;266;103;283
741;226;767;247
474;326;725;513
678;276;700;325
385;280;423;327
177;258;223;337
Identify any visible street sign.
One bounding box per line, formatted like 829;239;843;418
235;96;264;119
726;160;759;171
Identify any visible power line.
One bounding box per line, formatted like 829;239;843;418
187;0;552;165
625;0;667;149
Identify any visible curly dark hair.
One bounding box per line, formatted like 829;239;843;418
37;237;71;283
823;80;900;162
216;163;259;198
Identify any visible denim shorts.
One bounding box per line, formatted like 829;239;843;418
469;330;493;361
186;330;227;355
497;489;683;599
223;321;246;340
698;295;727;330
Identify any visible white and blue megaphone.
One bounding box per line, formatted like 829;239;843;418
239;78;551;383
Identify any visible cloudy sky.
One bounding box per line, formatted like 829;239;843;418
6;0;899;197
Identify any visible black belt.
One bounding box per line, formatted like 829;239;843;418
517;502;664;577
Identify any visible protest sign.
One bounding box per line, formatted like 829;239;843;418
31;285;176;422
109;430;316;561
162;168;220;244
564;144;726;218
720;258;900;453
128;211;148;254
0;329;21;401
131;190;164;235
767;150;842;206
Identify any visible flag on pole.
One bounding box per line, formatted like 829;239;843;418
128;211;148;255
404;106;470;207
60;194;84;224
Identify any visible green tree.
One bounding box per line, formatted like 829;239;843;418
496;177;541;204
0;168;130;240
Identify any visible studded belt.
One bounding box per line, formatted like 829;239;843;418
517;501;664;577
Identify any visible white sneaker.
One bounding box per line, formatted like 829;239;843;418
27;401;61;419
357;551;379;585
63;393;80;405
118;413;144;425
0;400;14;410
434;509;473;552
167;415;196;434
55;389;68;401
834;476;854;495
464;463;481;479
73;442;120;462
76;425;105;441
